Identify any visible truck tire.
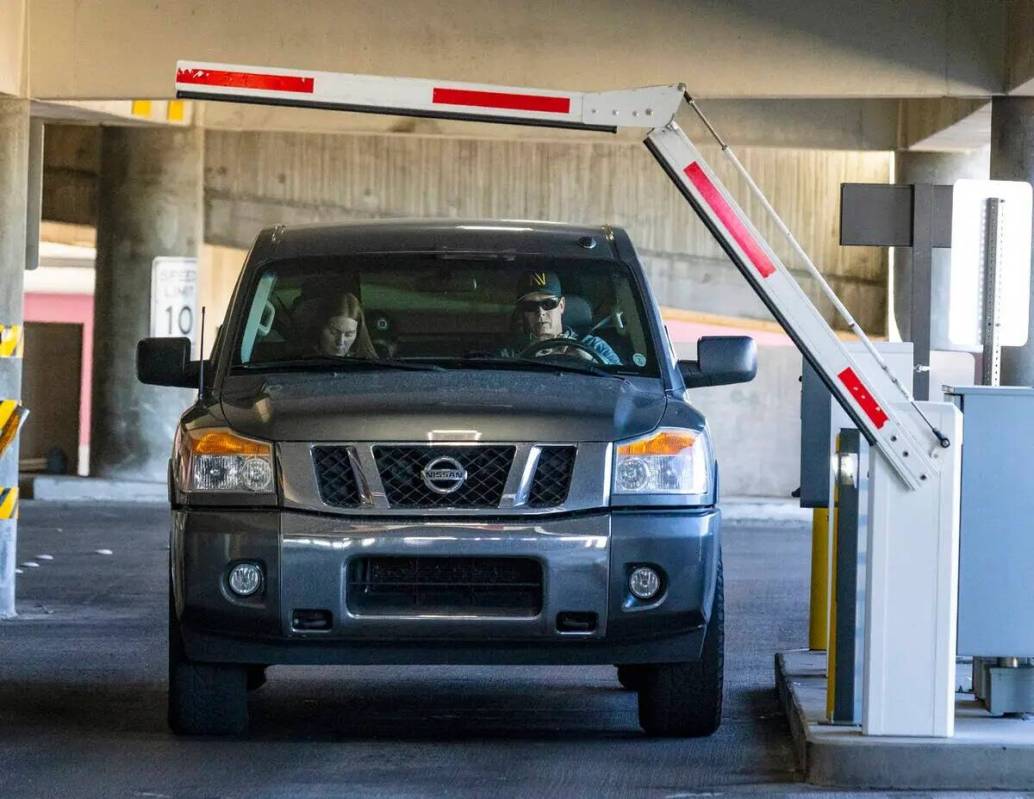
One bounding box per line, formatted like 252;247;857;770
616;665;647;690
168;590;249;735
637;556;724;737
246;665;268;692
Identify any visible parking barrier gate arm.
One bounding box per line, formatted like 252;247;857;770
176;60;944;489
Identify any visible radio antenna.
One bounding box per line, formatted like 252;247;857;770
197;306;206;400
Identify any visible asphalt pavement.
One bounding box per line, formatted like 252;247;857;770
0;502;814;798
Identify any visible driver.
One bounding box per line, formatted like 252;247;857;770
500;271;620;365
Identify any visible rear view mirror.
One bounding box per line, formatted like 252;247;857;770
677;336;757;388
137;337;201;388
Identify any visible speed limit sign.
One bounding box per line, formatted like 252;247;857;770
150;257;199;352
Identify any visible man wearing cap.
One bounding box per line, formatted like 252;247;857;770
499;270;621;365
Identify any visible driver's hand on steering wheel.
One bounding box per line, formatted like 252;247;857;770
533;344;592;361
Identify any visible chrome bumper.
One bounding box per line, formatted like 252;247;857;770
172;506;720;665
281;513;610;640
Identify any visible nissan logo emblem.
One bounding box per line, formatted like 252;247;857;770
421;456;467;495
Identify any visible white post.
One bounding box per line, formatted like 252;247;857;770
863;401;963;736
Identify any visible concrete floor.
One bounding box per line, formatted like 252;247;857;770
0;503;862;797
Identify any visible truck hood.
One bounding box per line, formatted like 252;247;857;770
218;370;667;443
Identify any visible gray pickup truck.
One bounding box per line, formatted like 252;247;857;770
138;220;756;738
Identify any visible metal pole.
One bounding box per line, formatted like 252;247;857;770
25;120;42;272
808;507;830;651
832;429;864;723
981;198;1005;386
910;185;933;401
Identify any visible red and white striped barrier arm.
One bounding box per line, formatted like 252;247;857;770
175;61;682;132
646;124;935;488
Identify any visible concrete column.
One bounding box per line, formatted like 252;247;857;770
991;98;1034;386
892;148;989;344
90;126;201;481
0;99;28;619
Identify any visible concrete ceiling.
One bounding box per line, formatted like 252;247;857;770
9;0;1030;153
20;0;1008;101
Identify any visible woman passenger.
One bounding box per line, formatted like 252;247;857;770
314;292;377;359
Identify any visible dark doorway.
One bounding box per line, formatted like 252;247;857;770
22;321;82;475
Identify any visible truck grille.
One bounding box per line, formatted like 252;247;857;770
346;556;543;617
529;446;576;507
313;446;362;507
373;445;514;508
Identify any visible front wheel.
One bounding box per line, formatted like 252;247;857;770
616;665;647;691
168;590;249;735
637;556;724;737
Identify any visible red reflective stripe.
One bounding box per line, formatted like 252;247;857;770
432;87;570;114
838;367;888;429
176;68;314;94
683;162;775;279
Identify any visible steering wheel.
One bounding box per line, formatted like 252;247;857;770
518;337;608;365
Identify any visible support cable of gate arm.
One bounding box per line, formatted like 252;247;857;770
644;123;935;489
684;96;951;450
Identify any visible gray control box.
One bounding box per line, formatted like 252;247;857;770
948;385;1034;657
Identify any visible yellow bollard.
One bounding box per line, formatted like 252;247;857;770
826;502;840;720
808;507;829;651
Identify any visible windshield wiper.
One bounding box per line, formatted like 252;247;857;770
238;355;443;372
437;356;625;380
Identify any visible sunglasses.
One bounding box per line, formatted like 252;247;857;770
518;297;561;313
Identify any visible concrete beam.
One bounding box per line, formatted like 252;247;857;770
0;0;27;98
899;98;991;152
31;99;193;127
40;123;97;227
1006;0;1034;95
197;97;900;150
28;0;1004;101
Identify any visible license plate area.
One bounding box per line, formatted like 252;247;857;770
280;514;610;640
346;556;543;618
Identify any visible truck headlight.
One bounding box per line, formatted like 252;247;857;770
177;427;275;493
613;428;709;495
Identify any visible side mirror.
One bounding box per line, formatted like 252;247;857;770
677;336;757;388
137;337;204;388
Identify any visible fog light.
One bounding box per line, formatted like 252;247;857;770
629;566;662;600
228;562;263;596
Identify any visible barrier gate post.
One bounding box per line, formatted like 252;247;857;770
174;62;964;735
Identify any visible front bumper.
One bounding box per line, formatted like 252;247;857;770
172;507;720;665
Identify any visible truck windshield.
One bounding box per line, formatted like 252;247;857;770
232;254;660;376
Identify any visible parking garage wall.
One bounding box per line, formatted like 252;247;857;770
42;125;891;496
43;125;891;333
201;130;890;334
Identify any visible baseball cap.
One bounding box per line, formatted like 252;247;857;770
516;270;563;301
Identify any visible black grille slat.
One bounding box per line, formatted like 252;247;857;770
347;556;543;617
374;445;514;509
313;446;362;508
528;446;576;507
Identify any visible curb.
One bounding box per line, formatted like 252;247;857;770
31;475;166;503
775;649;1034;790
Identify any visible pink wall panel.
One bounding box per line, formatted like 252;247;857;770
23;293;94;447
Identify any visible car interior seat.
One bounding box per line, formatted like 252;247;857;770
561;294;593;337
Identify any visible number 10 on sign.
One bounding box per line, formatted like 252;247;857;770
150;257;199;354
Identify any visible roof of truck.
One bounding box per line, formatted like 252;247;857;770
249;219;629;262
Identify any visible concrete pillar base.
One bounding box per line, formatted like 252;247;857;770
90;126;202;482
0;98;29;619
